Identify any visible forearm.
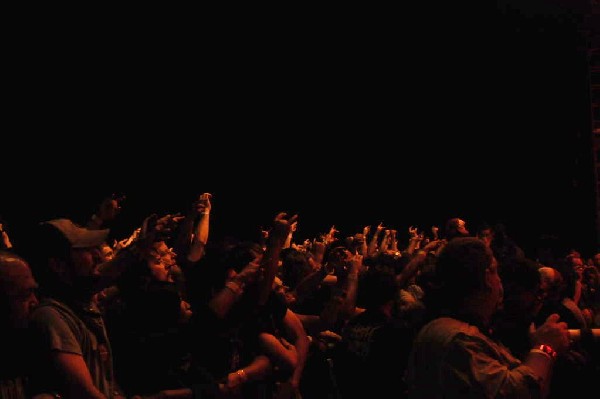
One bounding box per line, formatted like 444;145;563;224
283;231;294;249
235;355;273;384
390;233;398;252
290;334;309;388
367;233;380;256
521;350;555;398
259;239;284;305
294;269;328;298
208;280;243;319
342;272;360;319
194;212;210;245
396;251;427;287
187;214;209;263
380;234;390;252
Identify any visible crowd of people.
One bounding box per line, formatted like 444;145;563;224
0;193;599;398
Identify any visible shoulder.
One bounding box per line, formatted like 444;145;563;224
416;317;481;346
30;299;82;333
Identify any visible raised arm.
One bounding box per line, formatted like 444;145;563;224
186;193;212;263
367;223;384;256
259;212;298;306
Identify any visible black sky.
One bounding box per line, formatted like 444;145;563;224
3;2;598;257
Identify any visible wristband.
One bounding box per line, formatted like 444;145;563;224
236;369;248;382
531;344;557;360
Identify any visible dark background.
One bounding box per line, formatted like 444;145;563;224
2;1;598;258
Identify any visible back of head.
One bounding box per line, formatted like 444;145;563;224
280;248;312;289
357;268;398;309
430;237;493;310
444;217;470;241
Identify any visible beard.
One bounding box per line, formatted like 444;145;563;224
72;274;102;297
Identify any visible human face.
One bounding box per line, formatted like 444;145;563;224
68;247;104;296
593;253;600;268
478;228;494;247
3;259;39;329
148;241;176;282
456;219;469;236
70;247;104;278
99;243;115;262
485;253;503;312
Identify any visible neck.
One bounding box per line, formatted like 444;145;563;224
447;294;495;332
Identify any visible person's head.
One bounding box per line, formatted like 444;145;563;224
279;247;312;290
592;252;600;269
324;245;353;277
444;217;470;241
430;237;502;323
28;219;108;299
476;222;494;248
0;251;39;329
146;240;177;282
500;257;544;322
357;268;398;311
538;266;563;303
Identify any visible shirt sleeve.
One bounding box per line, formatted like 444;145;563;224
30;306;83;356
442;332;543;398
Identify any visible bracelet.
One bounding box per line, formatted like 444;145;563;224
530;344;557;360
236;369;248;382
201;211;210;215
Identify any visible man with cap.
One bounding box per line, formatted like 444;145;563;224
25;219;123;398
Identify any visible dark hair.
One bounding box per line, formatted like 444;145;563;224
357;268;398;309
280;248;312;289
428;237;493;311
24;223;72;297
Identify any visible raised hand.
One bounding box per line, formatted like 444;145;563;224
529;313;570;355
269;212;299;244
191;192;212;217
140;213;184;243
408;226;419;238
431;226;439;240
363;225;371;236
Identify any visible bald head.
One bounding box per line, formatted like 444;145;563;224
0;251;39;329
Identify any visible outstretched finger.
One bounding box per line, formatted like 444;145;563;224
274;212;287;221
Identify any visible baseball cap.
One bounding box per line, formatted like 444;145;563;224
45;219;109;248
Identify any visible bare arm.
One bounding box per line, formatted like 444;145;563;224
223;355;273;396
367;223;384;256
259;213;297;305
396;240;443;288
52;352;107;399
187;193;212;263
208;259;260;319
282;309;310;391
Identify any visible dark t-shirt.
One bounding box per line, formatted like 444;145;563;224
335;309;413;398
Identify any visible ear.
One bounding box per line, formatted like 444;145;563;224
484;268;495;292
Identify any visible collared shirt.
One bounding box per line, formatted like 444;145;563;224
406;317;543;398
